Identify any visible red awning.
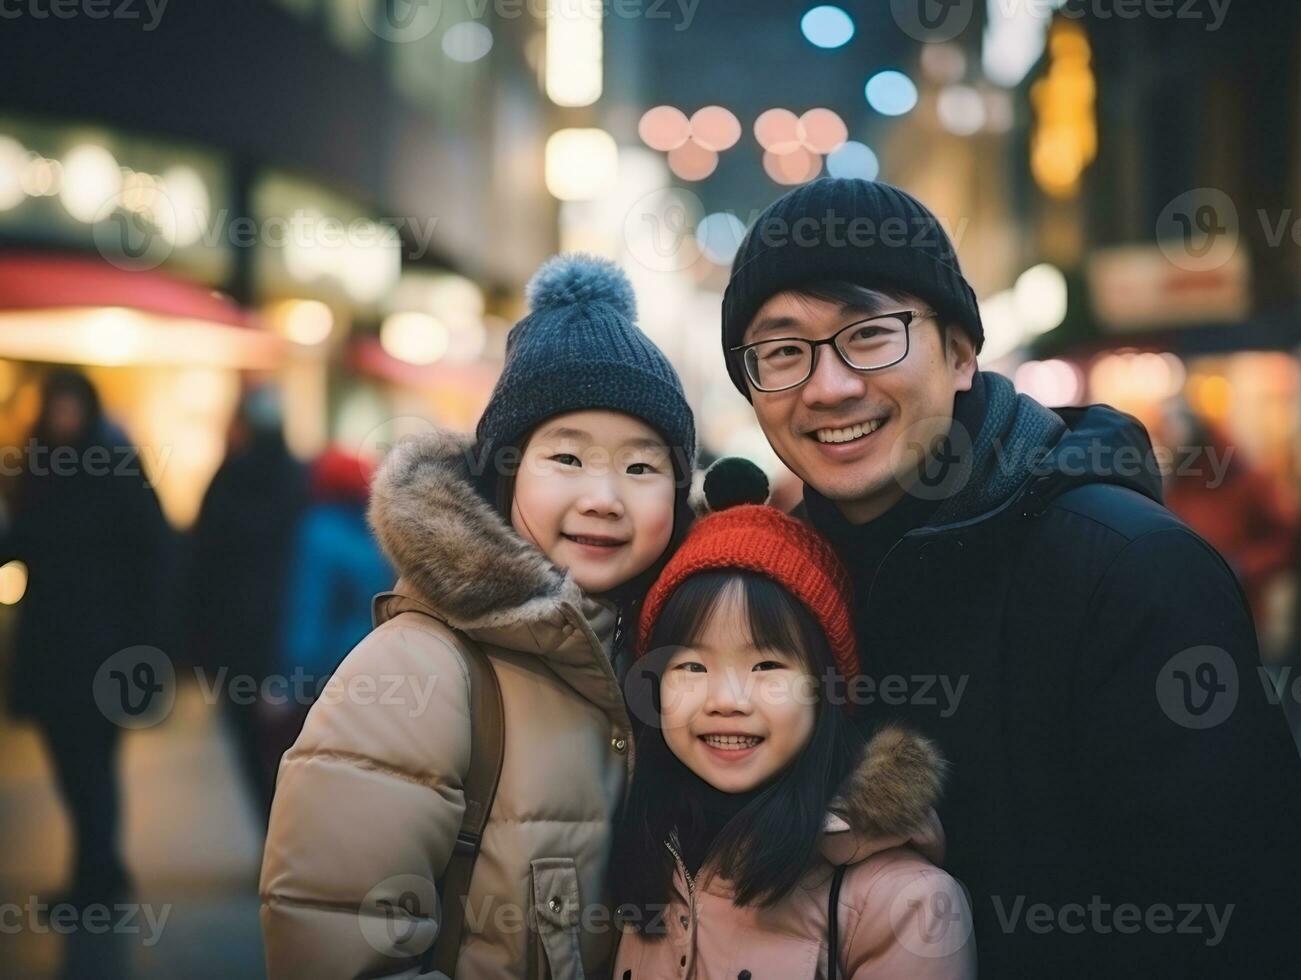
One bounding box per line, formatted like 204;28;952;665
0;251;253;328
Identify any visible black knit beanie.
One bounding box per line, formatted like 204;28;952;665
475;253;696;496
721;178;984;400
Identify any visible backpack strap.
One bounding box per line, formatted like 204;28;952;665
374;594;505;979
826;863;848;980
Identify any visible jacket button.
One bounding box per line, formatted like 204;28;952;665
548;897;562;913
612;736;628;753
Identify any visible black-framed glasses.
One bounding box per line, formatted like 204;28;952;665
729;310;933;393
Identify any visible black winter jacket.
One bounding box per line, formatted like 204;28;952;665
800;372;1301;978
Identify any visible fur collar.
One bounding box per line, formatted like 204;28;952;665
367;429;582;632
821;725;947;865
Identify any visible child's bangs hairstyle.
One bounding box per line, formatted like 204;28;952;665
611;569;865;928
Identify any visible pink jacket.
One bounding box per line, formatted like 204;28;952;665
613;727;976;979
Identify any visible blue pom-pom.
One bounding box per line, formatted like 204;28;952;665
525;253;637;320
703;457;770;512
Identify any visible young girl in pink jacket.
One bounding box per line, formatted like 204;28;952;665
611;459;976;979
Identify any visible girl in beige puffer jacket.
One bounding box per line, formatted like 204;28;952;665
260;255;696;979
611;461;976;979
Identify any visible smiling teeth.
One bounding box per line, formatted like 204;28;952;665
702;734;762;749
816;419;882;444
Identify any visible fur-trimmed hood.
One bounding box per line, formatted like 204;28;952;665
367;428;614;654
819;724;948;867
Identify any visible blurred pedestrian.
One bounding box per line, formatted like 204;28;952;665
1164;408;1296;637
2;368;170;910
185;385;307;819
260;447;391;778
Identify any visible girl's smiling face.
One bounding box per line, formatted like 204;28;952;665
511;410;677;594
660;579;818;794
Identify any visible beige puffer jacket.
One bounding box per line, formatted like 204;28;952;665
260;430;635;979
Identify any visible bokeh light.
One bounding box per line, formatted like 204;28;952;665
754;108;802;153
638;105;691;151
689;106;741;152
763;145;822;185
667;140;719;181
442;22;493;63
800;6;854;49
826;141;879;180
696;212;747;265
797;108;847;154
865;71;918;116
937;85;987;136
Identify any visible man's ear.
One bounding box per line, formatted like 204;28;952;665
946;324;977;393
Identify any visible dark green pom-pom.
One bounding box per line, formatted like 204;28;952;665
703;456;770;512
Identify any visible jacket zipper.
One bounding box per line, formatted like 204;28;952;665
664;832;696;899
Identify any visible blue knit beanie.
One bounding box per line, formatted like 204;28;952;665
475;254;696;492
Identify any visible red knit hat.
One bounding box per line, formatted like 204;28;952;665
637;458;859;685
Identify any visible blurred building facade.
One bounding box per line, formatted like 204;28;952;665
0;0;562;526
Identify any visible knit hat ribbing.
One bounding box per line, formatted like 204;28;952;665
721;178;984;400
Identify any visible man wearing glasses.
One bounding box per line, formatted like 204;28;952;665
721;178;1300;977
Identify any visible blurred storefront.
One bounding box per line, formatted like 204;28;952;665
0;1;562;528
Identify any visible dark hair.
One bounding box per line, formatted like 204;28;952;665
611;571;865;929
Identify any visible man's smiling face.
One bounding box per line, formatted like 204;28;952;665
740;284;977;524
